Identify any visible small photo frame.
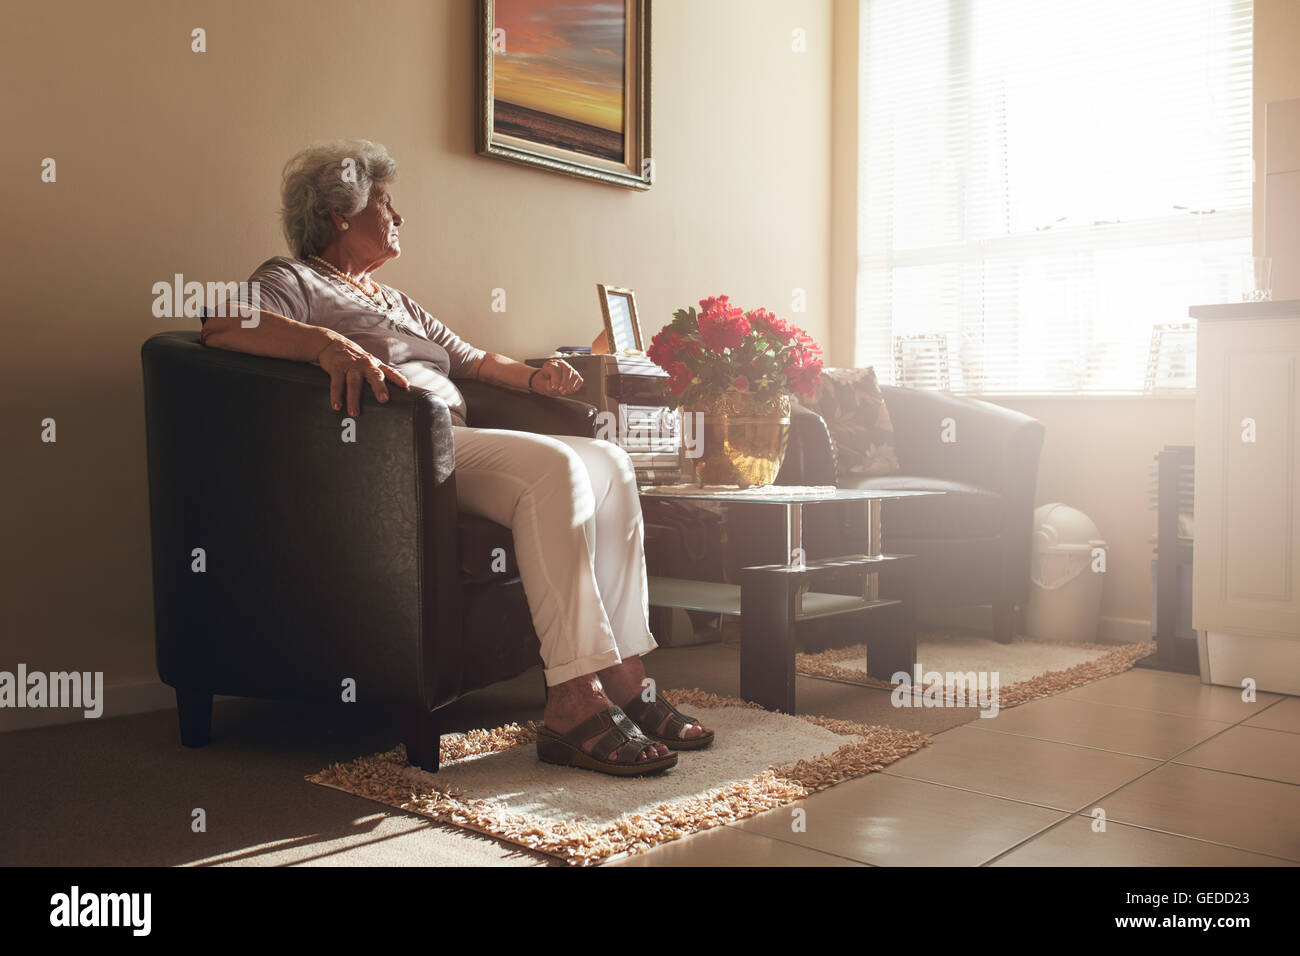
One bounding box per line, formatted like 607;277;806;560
597;284;644;353
1144;322;1197;392
892;333;951;390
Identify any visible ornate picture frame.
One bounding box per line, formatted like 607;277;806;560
477;0;653;190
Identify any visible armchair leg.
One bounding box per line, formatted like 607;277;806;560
992;603;1015;644
176;689;213;748
402;706;442;773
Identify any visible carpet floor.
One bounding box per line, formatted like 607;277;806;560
797;633;1155;711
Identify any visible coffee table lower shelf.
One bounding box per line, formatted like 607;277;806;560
648;576;899;620
647;570;914;713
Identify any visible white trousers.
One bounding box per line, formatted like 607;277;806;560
450;427;659;685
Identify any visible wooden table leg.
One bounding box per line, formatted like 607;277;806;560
866;601;917;681
867;559;918;682
740;567;804;713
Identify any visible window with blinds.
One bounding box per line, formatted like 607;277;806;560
856;0;1253;394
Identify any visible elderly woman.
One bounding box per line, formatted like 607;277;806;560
200;140;710;777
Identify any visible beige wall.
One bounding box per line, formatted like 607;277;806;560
829;0;861;365
1258;1;1300;298
829;0;1300;639
1;0;832;684
1254;0;1300;261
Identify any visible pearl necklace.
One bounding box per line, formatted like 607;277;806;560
308;255;390;310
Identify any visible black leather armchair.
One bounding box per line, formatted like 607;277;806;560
771;386;1045;642
141;331;597;771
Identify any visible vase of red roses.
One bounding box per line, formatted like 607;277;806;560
647;295;824;488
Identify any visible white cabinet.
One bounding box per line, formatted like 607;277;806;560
1190;300;1300;694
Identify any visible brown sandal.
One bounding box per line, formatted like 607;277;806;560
621;694;715;751
536;705;678;777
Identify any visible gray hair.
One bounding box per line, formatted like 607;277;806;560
280;140;398;258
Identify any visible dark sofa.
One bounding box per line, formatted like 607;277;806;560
771;385;1046;642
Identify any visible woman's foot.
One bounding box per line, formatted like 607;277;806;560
597;656;711;743
542;672;670;763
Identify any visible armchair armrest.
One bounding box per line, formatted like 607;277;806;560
455;378;598;437
776;400;838;486
880;385;1044;499
141;331;464;709
881;385;1044;602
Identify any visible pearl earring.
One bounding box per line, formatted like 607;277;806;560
340;221;350;230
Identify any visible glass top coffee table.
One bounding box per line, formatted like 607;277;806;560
639;485;942;713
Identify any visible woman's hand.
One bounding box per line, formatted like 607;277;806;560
314;334;410;416
529;358;583;396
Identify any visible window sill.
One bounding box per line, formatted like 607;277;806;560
958;391;1197;402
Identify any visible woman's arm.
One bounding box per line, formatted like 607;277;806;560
201;307;410;416
471;352;582;396
406;295;580;396
200;307;329;362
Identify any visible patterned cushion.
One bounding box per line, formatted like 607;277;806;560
800;367;899;481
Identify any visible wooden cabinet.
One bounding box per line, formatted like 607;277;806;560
1190;300;1300;694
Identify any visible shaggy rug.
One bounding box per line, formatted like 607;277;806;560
307;689;930;866
796;633;1156;711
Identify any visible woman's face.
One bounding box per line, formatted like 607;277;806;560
346;181;403;271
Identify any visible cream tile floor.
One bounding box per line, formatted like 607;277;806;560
615;668;1300;867
5;647;1295;867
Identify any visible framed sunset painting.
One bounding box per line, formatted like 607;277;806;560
478;0;652;189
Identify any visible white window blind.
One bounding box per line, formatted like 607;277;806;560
857;0;1253;394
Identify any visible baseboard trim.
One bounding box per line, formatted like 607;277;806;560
1202;629;1300;695
918;606;1152;645
0;678;179;734
1097;616;1152;645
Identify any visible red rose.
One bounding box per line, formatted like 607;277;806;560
792;328;822;353
771;318;797;343
648;331;684;368
731;375;750;391
748;309;798;344
698;295;751;352
785;357;823;399
665;360;692;395
699;295;735;315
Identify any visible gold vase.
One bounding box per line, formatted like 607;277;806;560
682;392;792;489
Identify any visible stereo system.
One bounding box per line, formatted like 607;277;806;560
525;353;683;486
